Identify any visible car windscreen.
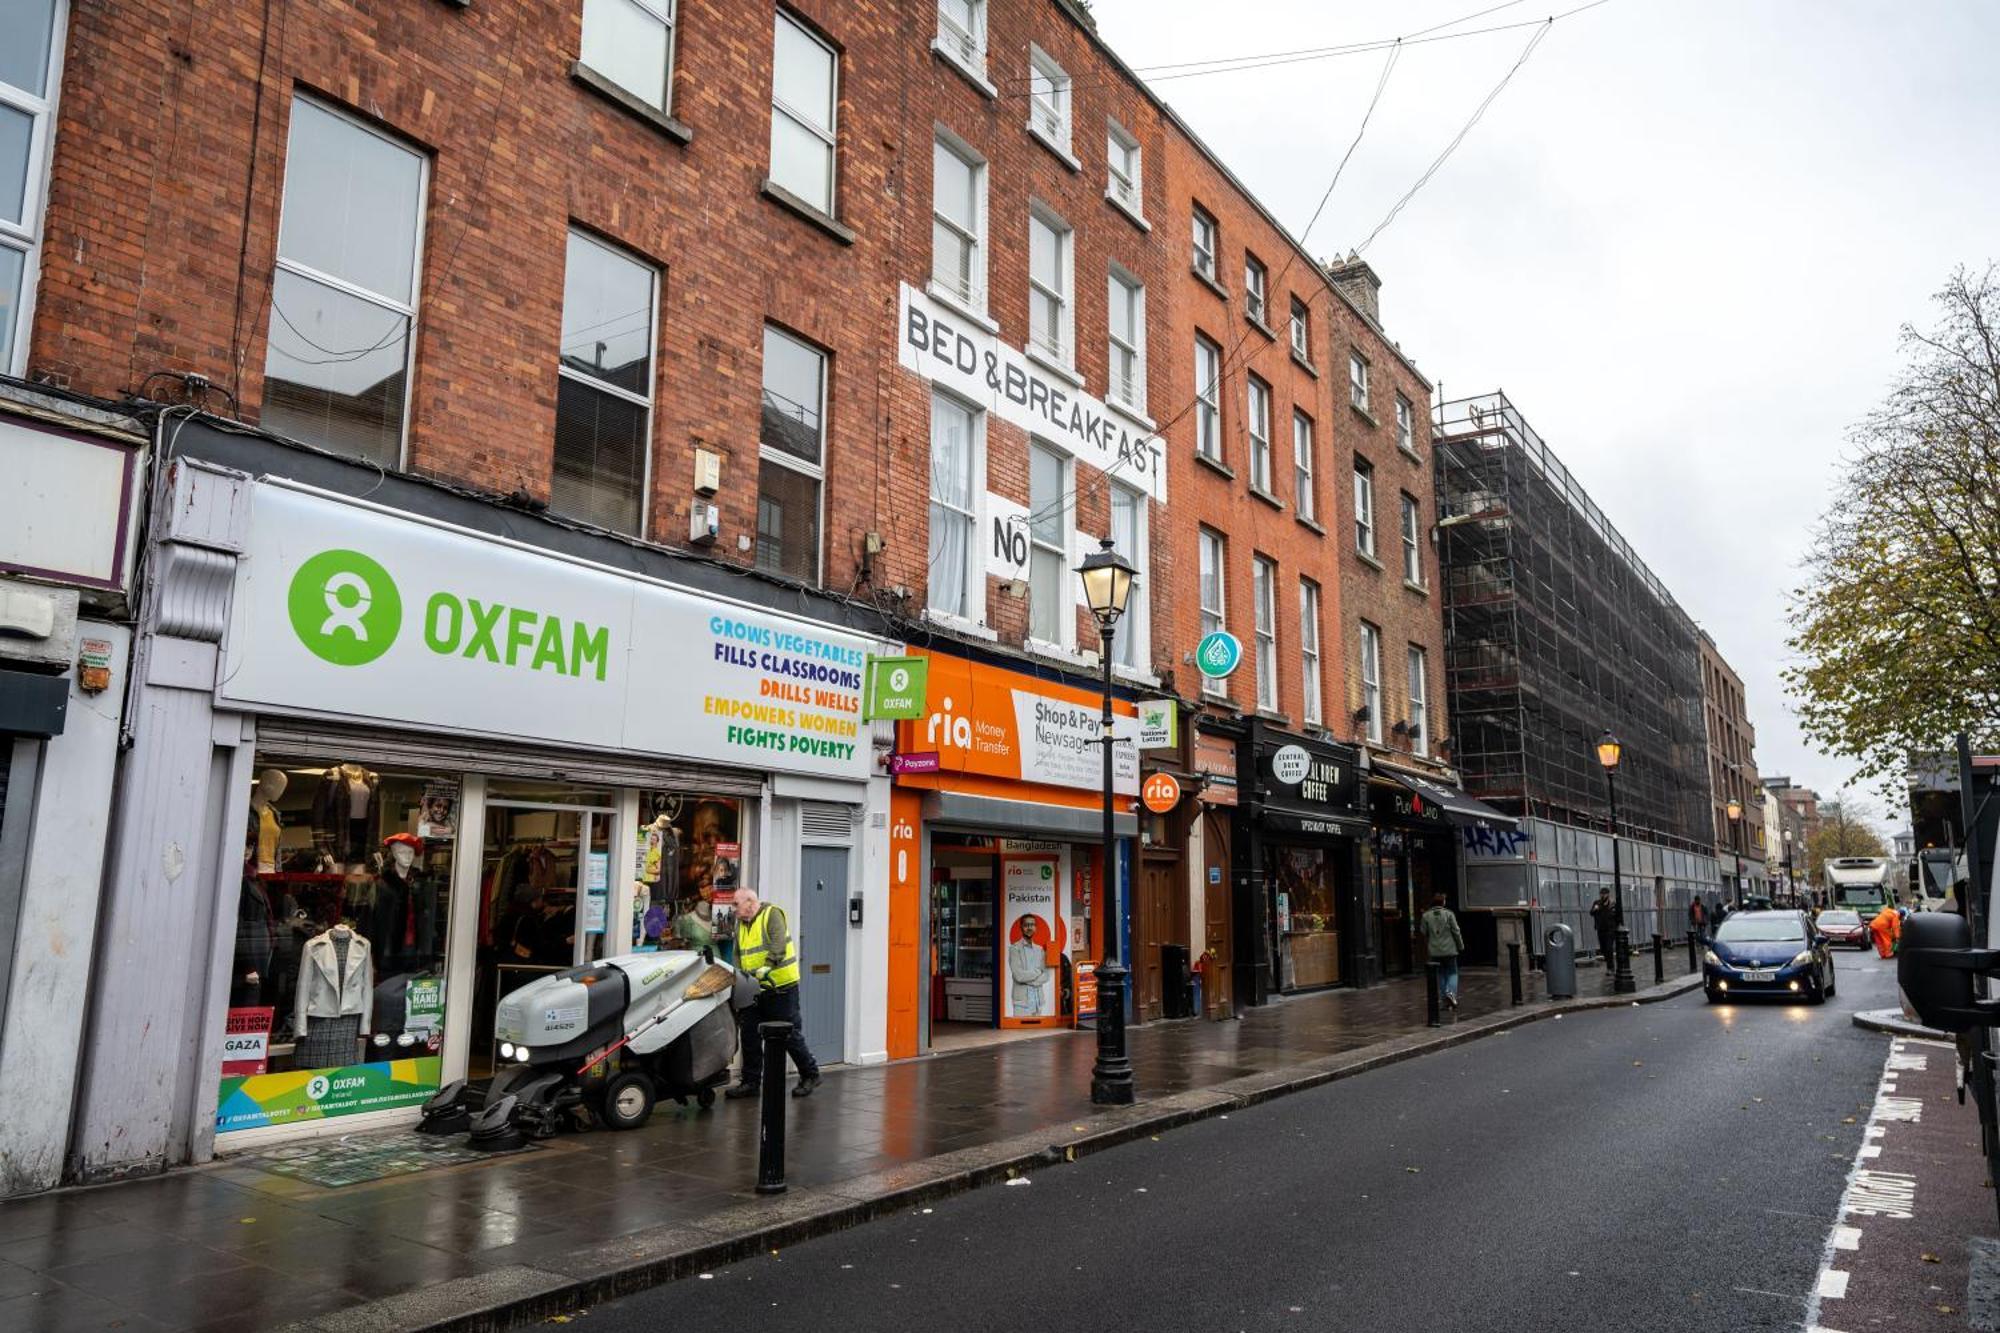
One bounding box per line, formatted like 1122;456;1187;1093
1714;917;1806;944
1816;911;1860;925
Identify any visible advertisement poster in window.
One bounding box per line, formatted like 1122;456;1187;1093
418;782;458;840
1000;853;1064;1026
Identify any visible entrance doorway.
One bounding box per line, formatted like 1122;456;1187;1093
471;780;617;1077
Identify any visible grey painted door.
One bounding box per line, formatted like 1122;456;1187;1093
799;846;849;1063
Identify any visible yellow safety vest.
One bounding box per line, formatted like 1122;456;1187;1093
737;906;801;990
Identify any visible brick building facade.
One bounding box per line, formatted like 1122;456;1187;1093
1699;631;1765;899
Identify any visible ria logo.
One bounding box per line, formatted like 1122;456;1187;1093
288;549;402;666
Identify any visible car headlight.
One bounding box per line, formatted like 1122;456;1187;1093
1703;949;1720;966
499;1042;516;1061
1790;951;1814;968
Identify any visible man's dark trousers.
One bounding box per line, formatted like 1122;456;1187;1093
739;984;819;1087
1596;929;1616;968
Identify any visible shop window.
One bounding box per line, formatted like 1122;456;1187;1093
756;324;826;583
770;11;839;215
1275;846;1339;989
1;0;61;376
580;0;677;113
220;757;459;1135
553;229;656;535
262;97;427;466
1028;440;1071;647
631;790;750;951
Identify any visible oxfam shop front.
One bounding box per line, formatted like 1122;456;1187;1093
202;480;886;1147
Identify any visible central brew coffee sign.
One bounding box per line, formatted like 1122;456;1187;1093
897;283;1167;503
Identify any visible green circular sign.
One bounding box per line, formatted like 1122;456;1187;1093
287;549;402;667
1196;630;1243;679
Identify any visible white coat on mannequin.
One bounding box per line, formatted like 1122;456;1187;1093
295;927;374;1037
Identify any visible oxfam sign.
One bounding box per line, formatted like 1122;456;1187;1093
287;548;611;680
287;550;402;666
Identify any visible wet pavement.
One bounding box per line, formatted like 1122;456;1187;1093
0;954;1690;1331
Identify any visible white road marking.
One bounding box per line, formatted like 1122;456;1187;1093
1804;1041;1919;1329
1817;1270;1850;1299
1830;1225;1861;1250
1858;1145;1881;1159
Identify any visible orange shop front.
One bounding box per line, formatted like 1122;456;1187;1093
884;649;1140;1058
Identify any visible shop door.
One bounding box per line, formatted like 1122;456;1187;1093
1136;859;1185;1023
1201;810;1234;1018
799;846;849;1062
473;782;618;1077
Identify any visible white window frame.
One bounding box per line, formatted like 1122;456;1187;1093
1407;644;1430;757
1027;204;1074;367
770;10;839;216
555;228;659;538
1299;578;1323;727
1109;482;1149;675
1244;254;1268;326
580;0;677;113
757;323;828;583
1107;266;1146;413
930;129;987;313
1026;44;1072;158
1349;350;1370;412
0;0;65;377
1026;439;1073;652
1194;333;1222;462
1191;206;1217;280
927;388;986;626
1106;118;1144;221
1253;554;1278;713
1289;297;1311;362
267;94;430;468
1293;410;1316;522
1198;527;1227;699
1359;621;1383;743
1246;375;1272;493
935;0;987;79
1353;459;1376;558
1395;391;1416;454
1400;491;1423;585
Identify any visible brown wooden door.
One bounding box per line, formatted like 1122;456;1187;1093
1135;857;1187;1022
1202;813;1234;1017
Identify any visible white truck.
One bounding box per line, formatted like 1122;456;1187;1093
1822;857;1896;913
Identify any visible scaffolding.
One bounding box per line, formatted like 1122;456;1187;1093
1434;392;1710;852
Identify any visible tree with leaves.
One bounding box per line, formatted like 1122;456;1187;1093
1804;799;1888;882
1786;266;2000;795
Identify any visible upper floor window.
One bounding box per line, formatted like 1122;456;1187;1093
1353;458;1376;557
1191;206;1217;281
1400;492;1422;585
580;0;676;113
263;96;427;467
931;133;986;310
553;229;657;536
0;0;62;376
1027;207;1073;364
1109;483;1148;672
1193;334;1222;462
1349;350;1370;412
1289;298;1311;362
757;325;826;582
1198;527;1227;698
1027;45;1071;156
936;0;986;76
1395;391;1416;453
1106;119;1142;217
1299;577;1323;727
1107;268;1145;412
1252;554;1278;713
1243;254;1268;326
1246;374;1272;493
1293;411;1316;523
1407;645;1431;756
928;391;981;621
1028;441;1072;648
1359;621;1383;743
770;12;838;215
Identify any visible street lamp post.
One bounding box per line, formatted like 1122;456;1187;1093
1783;828;1795;905
1596;731;1637;995
1726;797;1744;907
1080;538;1137;1106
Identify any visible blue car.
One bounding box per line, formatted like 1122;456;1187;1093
1703;909;1835;1004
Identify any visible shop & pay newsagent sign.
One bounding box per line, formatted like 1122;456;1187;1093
221;483;882;781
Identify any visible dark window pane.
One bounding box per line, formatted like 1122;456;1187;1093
755;459;821;582
561;232;654;396
261;268;408;465
552;376;647;534
760;327;824;465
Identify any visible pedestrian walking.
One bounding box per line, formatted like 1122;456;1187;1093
1589;888;1618;970
1421;893;1465;1010
1688;894;1707;942
723;885;822;1100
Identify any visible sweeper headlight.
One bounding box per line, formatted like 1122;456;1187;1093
498;1042;517;1061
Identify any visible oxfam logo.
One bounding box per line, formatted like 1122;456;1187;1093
305;1075;331;1101
287;550;402;666
888;665;912;693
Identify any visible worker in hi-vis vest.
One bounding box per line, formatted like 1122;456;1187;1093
724;885;822;1099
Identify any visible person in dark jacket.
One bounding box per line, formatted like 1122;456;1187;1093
1688;894;1707;942
1589;888;1618;970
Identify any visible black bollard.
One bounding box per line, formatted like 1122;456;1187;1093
1425;962;1442;1028
1687;932;1699;973
755;1021;790;1195
1507;941;1523;1007
1652;933;1664;985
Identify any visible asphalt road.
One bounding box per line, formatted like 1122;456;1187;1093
586;949;1902;1333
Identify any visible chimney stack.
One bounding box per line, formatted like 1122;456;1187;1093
1325;252;1382;327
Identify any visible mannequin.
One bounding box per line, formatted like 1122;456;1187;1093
312;763;381;868
294;920;374;1068
370;833;436;974
250;769;288;873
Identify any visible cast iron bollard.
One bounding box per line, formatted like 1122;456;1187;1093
1652;933;1664;985
756;1021;790;1195
1687;932;1699;973
1507;941;1523;1006
1425;962;1442;1028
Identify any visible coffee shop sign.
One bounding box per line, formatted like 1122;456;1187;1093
897;283;1167;503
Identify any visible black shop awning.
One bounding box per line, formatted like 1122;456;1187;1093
1393;773;1518;829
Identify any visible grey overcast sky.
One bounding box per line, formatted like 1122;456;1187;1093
1092;0;2000;829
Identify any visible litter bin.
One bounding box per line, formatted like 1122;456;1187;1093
1162;944;1192;1019
1544;923;1577;999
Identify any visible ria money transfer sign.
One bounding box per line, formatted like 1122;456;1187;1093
220;483;882;781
